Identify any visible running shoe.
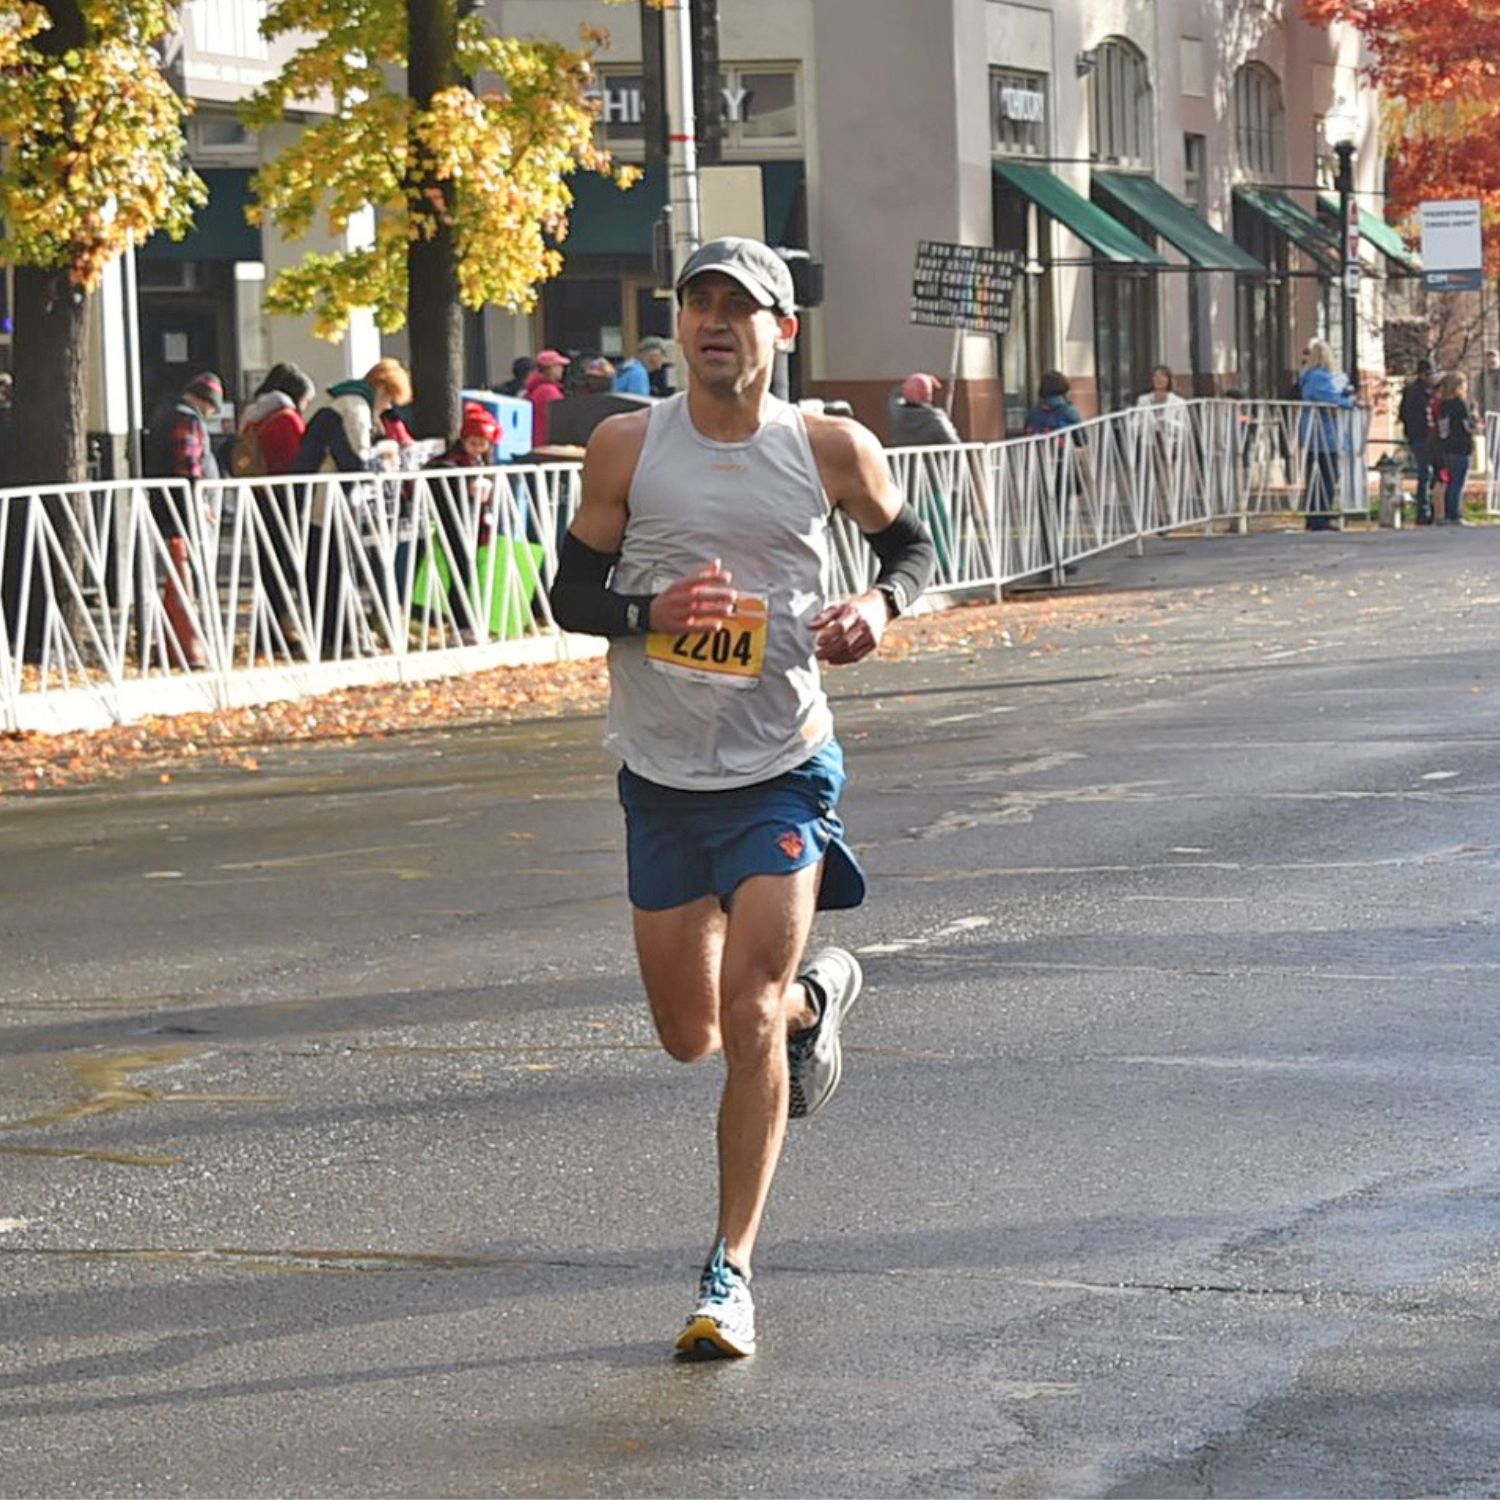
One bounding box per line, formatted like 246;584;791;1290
675;1240;756;1358
788;945;864;1119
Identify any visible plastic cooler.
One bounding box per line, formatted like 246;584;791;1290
460;388;532;461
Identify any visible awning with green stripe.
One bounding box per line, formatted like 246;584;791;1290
995;161;1166;266
1094;170;1265;274
1317;192;1420;273
1233;186;1339;269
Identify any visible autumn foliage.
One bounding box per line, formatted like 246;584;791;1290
0;1;205;291
1304;0;1500;276
242;2;640;339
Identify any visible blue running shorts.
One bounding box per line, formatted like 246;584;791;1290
617;739;868;913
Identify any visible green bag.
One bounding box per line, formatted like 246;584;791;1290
412;533;546;640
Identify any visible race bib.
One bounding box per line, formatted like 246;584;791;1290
645;593;768;689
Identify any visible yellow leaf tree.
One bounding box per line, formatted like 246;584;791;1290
244;0;640;439
0;0;204;487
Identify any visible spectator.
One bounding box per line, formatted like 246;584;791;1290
1134;364;1188;528
142;371;223;669
497;356;536;398
1296;338;1355;532
236;362;315;477
1477;348;1500;417
295;357;412;656
889;372;961;446
1435;370;1478;526
1397;357;1437;525
614;335;671;397
1134;363;1186;422
581;355;617;395
1023;371;1085;577
236;362;317;654
1023;369;1083;436
427;403;501;644
524;349;569;449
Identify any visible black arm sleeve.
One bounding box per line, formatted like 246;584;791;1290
865;502;937;616
548;530;656;638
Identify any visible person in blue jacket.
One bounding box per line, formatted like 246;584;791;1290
1297;339;1356;531
613;336;672;397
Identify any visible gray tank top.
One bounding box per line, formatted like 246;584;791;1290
604;392;835;790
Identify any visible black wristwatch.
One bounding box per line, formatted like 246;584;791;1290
875;581;905;619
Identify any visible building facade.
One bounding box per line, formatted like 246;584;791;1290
64;0;1400;460
491;0;1398;441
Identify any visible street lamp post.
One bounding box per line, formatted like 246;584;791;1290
1333;137;1359;391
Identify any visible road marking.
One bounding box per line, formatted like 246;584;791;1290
858;914;992;956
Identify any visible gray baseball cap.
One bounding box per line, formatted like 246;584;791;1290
675;236;796;316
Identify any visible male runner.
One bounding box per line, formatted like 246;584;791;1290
549;236;935;1358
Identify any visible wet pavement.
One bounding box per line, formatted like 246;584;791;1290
6;524;1500;1497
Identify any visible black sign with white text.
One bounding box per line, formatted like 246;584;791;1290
910;241;1021;335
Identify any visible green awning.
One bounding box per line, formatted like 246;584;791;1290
140;168;261;262
1318;192;1420;273
1094;170;1265;273
559;161;806;259
1233;186;1338;269
995;161;1166;266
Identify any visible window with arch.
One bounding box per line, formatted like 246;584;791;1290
1234;63;1285;180
1088;37;1153;169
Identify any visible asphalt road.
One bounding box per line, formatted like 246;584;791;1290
6;524;1500;1498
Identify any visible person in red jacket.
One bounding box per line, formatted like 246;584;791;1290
524;349;569;449
236;363;316;653
238;363;316;475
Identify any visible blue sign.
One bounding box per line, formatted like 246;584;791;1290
1422;268;1483;292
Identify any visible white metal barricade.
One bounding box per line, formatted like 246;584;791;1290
0;401;1368;733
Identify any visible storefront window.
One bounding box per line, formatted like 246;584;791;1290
990;69;1048;158
994;183;1044;432
1088;38;1153;170
1234;64;1285;181
1092;196;1157;412
1232;196;1290;397
734;71;799;145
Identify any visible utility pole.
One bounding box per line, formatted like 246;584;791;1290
1334;138;1359;390
663;0;700;279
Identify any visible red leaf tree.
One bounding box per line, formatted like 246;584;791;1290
1304;0;1500;276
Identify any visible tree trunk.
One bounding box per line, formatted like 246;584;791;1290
1;267;92;659
1;0;93;657
407;0;464;443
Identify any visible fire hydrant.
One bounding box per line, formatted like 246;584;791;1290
1376;451;1404;529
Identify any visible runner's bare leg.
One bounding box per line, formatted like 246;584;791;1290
633;865;820;1272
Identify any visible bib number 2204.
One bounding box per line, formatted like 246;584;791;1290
645;594;768;689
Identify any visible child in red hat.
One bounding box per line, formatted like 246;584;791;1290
426;403;502;643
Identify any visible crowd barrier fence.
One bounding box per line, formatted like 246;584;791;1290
0;398;1370;733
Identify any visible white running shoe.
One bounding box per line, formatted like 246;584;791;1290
675;1240;756;1359
788;946;864;1119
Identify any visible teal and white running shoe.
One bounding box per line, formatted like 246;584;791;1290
788;946;864;1119
675;1240;756;1359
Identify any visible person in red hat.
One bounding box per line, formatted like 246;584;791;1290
427;402;502;642
524;349;570;449
889;370;961;446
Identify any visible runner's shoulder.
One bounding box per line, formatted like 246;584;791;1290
802;409;886;492
583;407;651;494
586;405;652;460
